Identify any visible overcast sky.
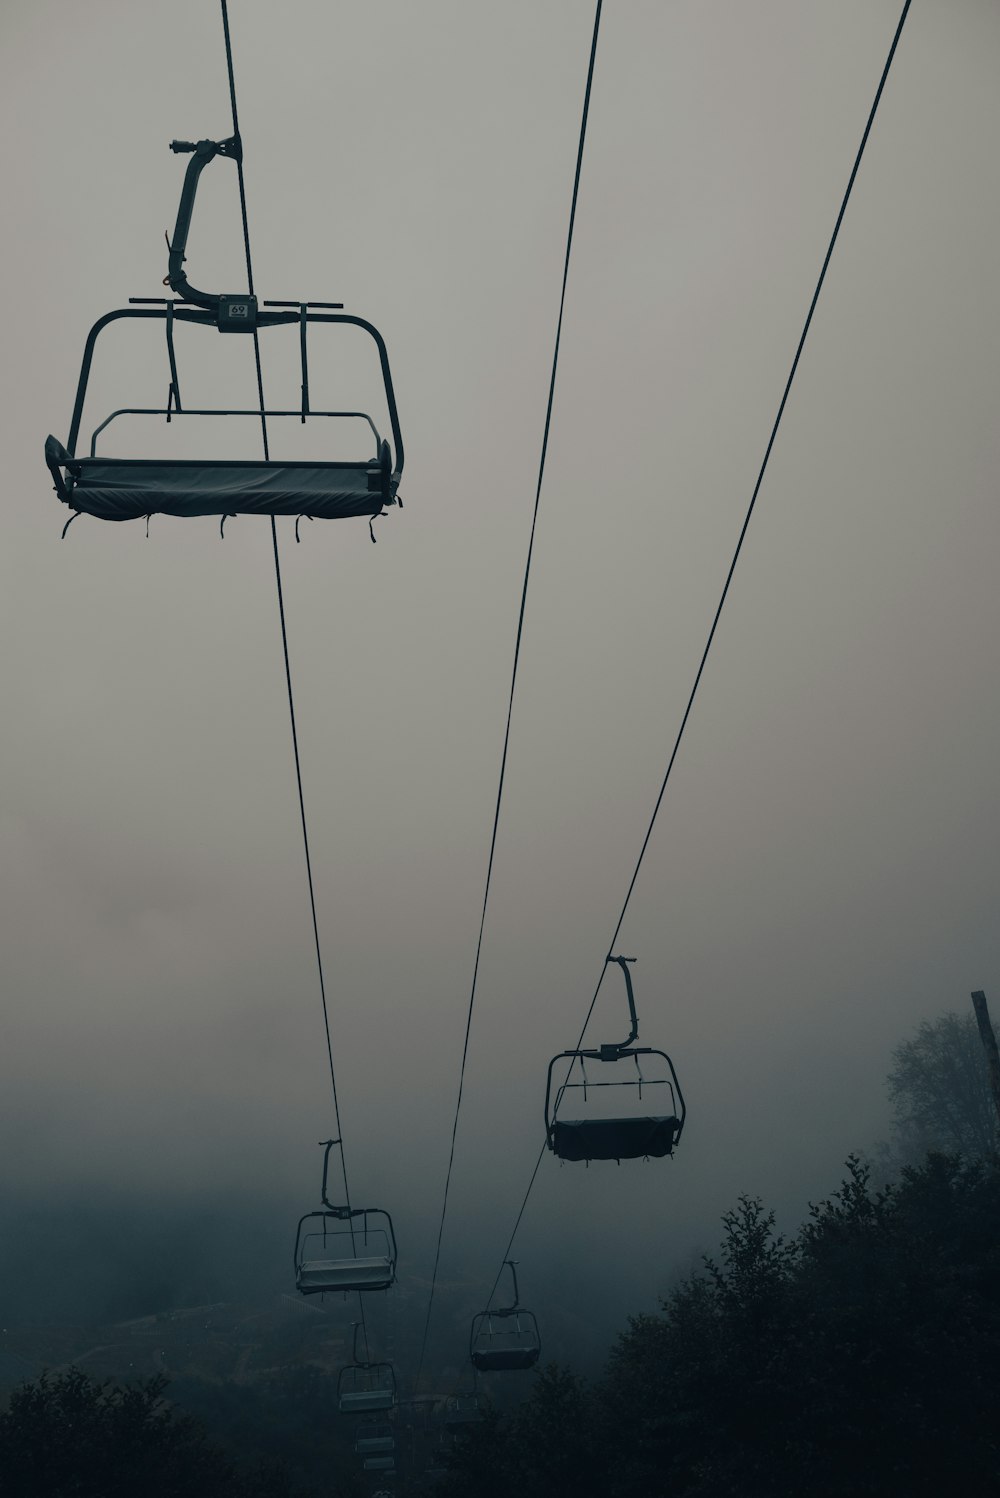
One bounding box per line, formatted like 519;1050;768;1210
2;0;999;1363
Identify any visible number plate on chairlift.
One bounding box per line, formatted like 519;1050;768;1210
217;294;258;331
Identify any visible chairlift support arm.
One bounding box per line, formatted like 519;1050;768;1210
320;1137;343;1210
308;1138;398;1260
165;135;243;311
606;955;639;1052
497;1258;521;1315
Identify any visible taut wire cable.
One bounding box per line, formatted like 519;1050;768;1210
414;0;604;1390
219;0;370;1359
483;0;913;1312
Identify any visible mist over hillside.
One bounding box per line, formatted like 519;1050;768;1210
4;0;1000;1490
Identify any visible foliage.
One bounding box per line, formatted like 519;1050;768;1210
887;1011;997;1160
170;1364;363;1496
0;1368;314;1497
433;1155;1000;1497
431;1365;604;1498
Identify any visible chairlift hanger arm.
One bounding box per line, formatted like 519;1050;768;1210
605;955;639;1051
539;958;641;1137
320;1136;343;1209
165;135;242;309
498;1258;520;1314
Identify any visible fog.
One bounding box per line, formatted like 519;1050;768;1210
2;0;999;1386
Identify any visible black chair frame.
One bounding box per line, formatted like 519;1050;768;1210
293;1139;398;1293
46;304;404;515
469;1260;541;1371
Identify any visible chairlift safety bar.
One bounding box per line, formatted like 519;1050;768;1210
87;408;384;458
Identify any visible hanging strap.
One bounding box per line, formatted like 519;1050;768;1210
299;303;310;423
165;300;182;419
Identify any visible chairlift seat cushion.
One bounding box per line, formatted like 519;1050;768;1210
551;1115;680;1162
296;1254;393;1293
55;456;395;521
339;1390;395;1413
363;1457;396;1472
471;1347;540;1372
357;1436;395;1454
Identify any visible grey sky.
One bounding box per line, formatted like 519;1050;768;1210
2;0;999;1352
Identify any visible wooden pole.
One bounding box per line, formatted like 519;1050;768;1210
970;990;1000;1139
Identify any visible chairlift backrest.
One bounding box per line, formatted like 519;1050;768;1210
355;1420;395;1455
294;1207;397;1294
338;1360;397;1415
445;1393;483;1426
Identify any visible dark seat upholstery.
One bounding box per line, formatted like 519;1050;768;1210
339;1388;395;1413
551;1115;680;1162
53;457;393;521
44;437;395;521
356;1434;395;1455
471;1347;540;1372
296;1253;393;1294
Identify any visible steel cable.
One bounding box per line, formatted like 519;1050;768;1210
413;0;605;1391
219;0;370;1359
483;0;913;1313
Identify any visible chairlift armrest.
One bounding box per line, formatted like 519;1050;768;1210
44;435;80;503
381;438;402;488
45;434;74;468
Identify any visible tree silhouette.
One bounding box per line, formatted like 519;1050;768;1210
434;1154;1000;1497
887;1011;997;1159
0;1368;312;1497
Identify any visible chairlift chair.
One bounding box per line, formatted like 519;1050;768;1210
544;957;686;1163
338;1363;397;1414
294;1140;398;1296
426;1427;457;1478
362;1455;396;1474
338;1325;398;1415
444;1393;483;1427
469;1261;541;1373
45;130;403;530
355;1420;396;1456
